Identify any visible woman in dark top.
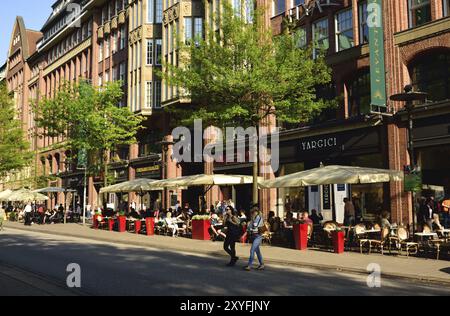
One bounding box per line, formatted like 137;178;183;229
223;206;242;267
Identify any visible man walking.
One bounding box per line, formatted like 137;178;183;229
0;205;5;231
344;198;355;226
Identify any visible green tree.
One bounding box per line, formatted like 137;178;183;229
0;82;32;178
34;81;144;187
162;2;336;205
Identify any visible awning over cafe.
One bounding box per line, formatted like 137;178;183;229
100;178;163;194
259;165;404;189
0;189;13;201
151;174;259;188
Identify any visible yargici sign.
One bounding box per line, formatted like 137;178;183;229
289;0;342;21
301;137;338;152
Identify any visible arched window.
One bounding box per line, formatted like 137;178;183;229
410;51;450;102
346;69;371;117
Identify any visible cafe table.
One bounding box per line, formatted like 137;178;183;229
414;232;438;243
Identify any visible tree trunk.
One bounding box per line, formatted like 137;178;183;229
252;129;259;207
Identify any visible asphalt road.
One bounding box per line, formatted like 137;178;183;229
0;228;449;296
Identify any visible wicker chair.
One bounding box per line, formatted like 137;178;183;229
262;222;274;245
390;227;419;257
361;227;390;254
354;224;369;253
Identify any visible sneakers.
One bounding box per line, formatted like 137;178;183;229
243;265;265;271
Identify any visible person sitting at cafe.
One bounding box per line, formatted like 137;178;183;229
300;212;313;226
177;210;190;235
210;213;226;241
310;209;323;226
380;211;391;229
129;208;141;220
165;212;179;237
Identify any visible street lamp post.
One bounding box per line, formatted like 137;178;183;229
390;84;428;234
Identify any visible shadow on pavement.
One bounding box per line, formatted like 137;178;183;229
0;232;449;296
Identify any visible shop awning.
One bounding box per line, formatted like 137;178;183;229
33;187;77;193
7;189;49;203
151;174;259;188
0;189;13;201
259;165;404;189
99;178;164;194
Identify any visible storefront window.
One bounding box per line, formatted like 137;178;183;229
349;154;385;221
279;163;306;216
347;69;371;117
408;0;431;28
410;52;450;102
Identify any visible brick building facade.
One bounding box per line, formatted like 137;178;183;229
2;0;450;225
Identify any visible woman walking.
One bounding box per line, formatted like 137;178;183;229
223;206;242;267
244;208;265;271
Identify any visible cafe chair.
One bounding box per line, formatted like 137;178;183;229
390;227;419;257
363;227;390;255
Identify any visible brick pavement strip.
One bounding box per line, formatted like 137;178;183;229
3;221;450;286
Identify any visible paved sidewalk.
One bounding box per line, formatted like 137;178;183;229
3;221;450;285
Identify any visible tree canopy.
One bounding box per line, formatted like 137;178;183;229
34;81;144;183
163;1;336;129
0;82;33;178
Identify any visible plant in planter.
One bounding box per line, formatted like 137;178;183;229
191;215;211;240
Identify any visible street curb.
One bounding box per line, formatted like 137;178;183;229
5;224;450;287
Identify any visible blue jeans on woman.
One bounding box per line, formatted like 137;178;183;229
248;235;264;266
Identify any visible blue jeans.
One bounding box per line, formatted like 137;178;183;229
442;213;450;229
248;235;264;266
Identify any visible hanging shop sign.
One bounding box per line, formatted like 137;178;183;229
368;0;387;109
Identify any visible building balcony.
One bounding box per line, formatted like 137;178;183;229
118;10;126;25
97;25;104;40
104;21;111;35
111;16;118;30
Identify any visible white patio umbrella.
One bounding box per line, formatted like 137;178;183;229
259;165;404;189
151;174;259;188
99;178;163;194
7;189;49;203
0;189;13;201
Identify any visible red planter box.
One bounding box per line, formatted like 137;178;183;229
118;216;127;233
192;220;211;241
332;231;345;254
108;218;115;231
135;220;142;234
145;217;155;236
92;215;100;229
293;224;308;251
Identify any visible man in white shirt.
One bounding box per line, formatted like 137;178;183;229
24;203;33;226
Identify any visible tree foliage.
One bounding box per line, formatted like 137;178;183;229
34;81;144;180
0;82;32;177
162;1;336;129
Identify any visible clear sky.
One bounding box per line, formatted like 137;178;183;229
0;0;55;62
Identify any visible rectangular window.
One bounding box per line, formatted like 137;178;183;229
112;32;117;54
313;18;329;58
105;37;110;58
119;62;126;83
148;0;154;23
295;26;307;48
336;8;354;52
408;0;431;28
155;39;162;65
146;39;154;65
112;66;118;81
145;81;153;108
99;41;104;61
120;26;126;50
273;0;285;16
359;1;369;44
444;0;449;16
98;74;103;87
105;70;110;83
185;17;193;44
156;0;163;23
154;81;162;108
194;17;203;44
